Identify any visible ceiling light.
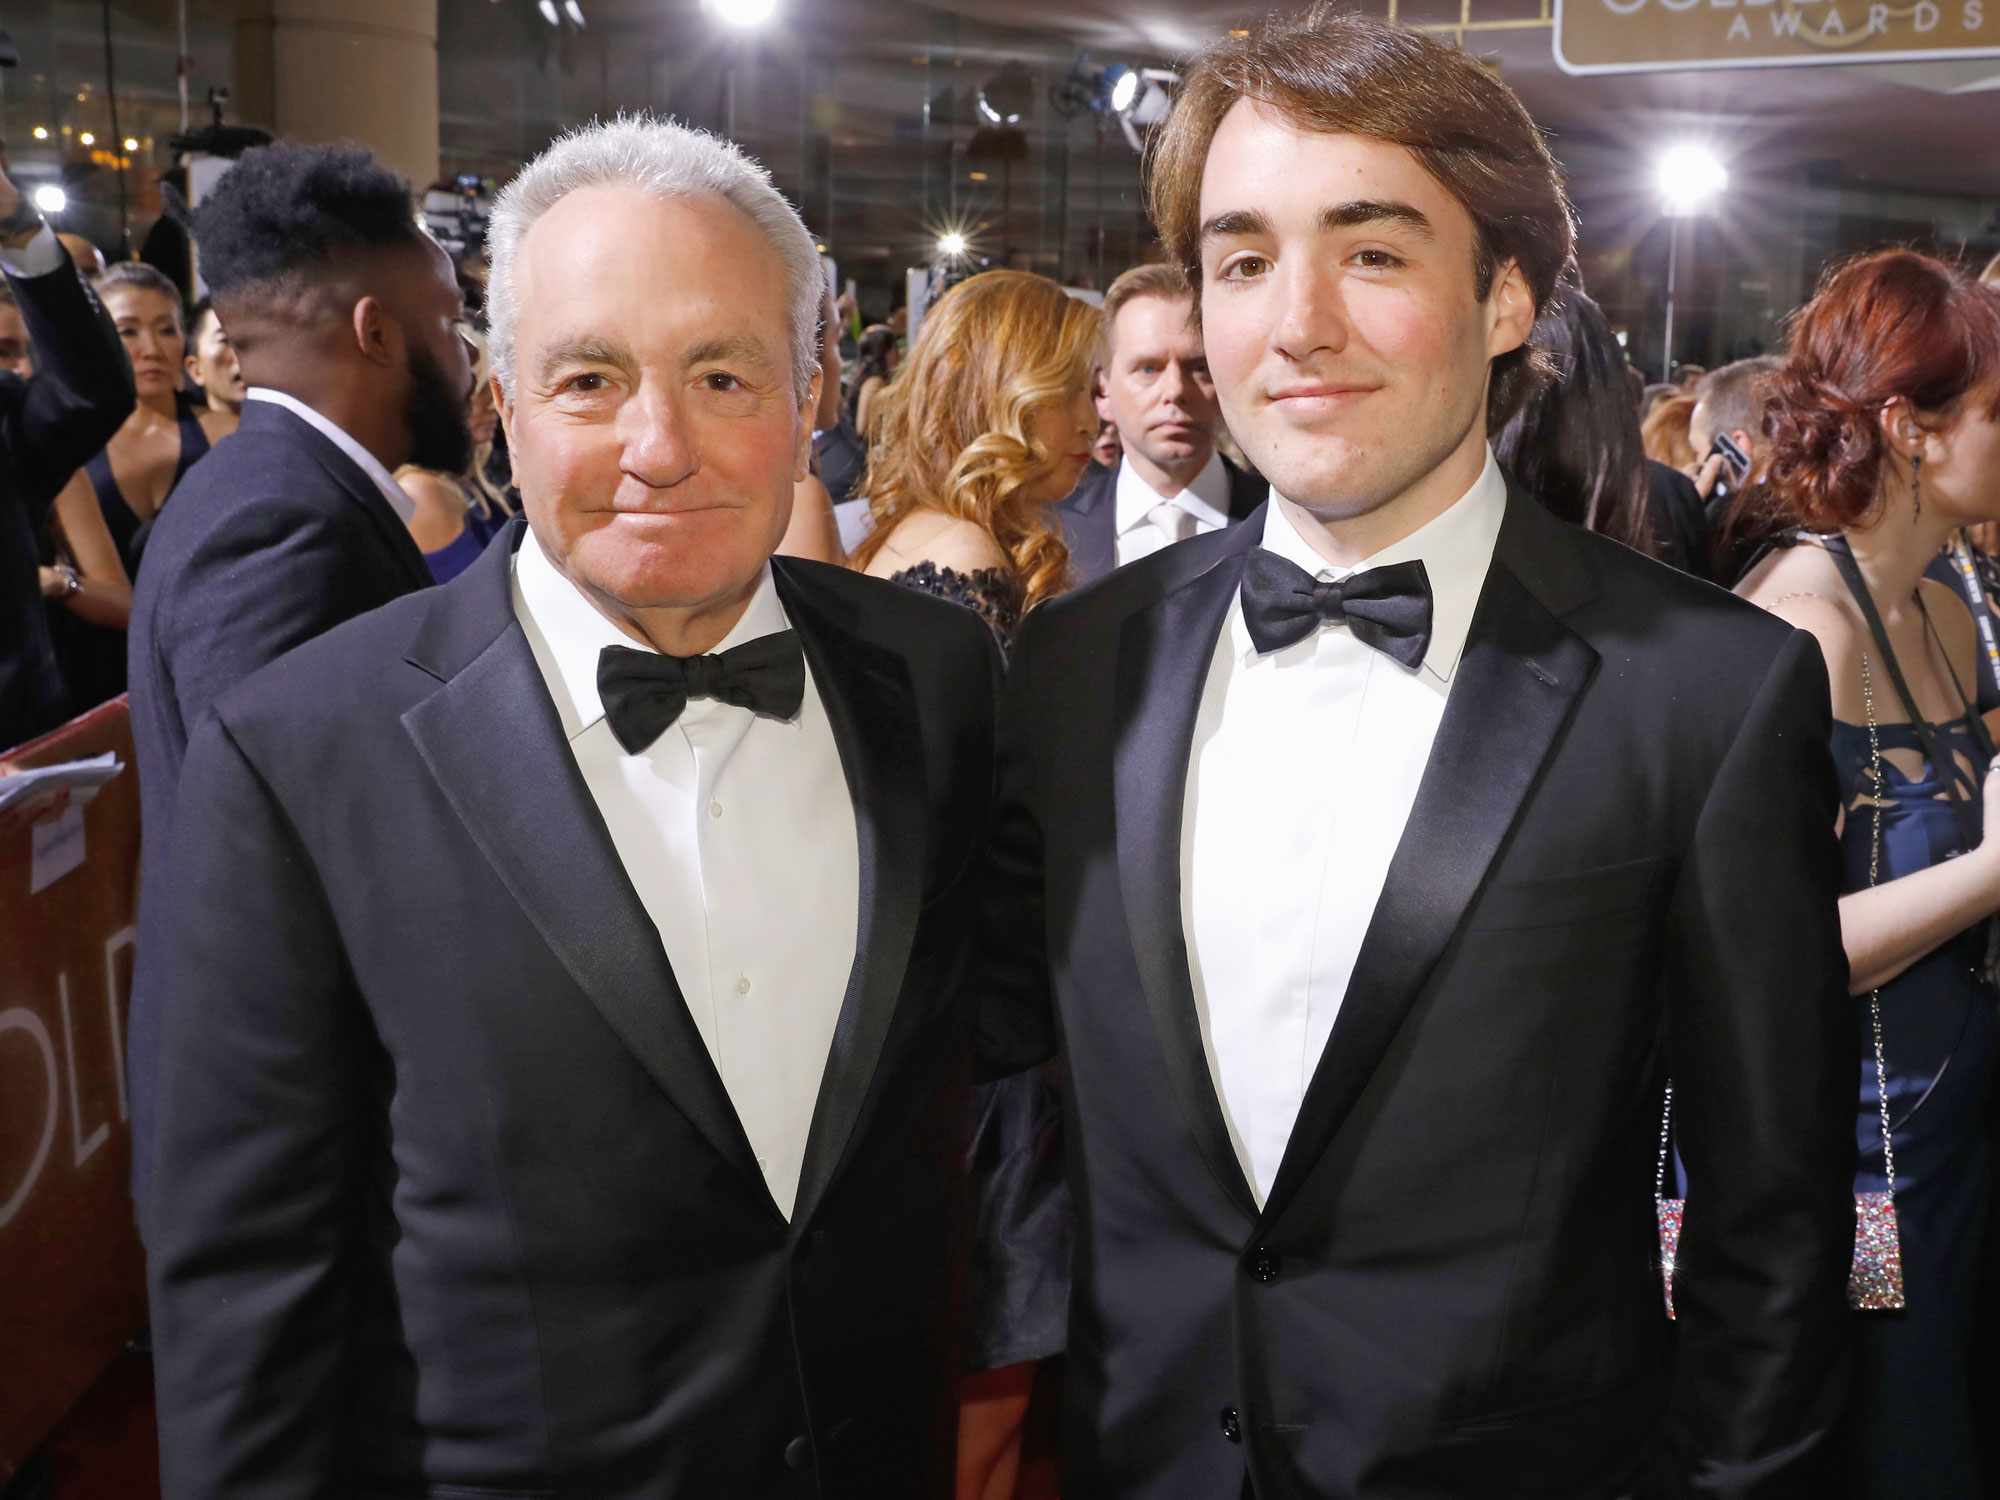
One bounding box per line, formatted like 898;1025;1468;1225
33;184;67;215
537;0;559;23
937;231;968;257
563;0;585;23
704;0;778;27
32;125;48;140
1109;67;1140;113
123;136;139;152
79;131;95;146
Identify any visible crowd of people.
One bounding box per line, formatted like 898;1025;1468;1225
6;6;2000;1498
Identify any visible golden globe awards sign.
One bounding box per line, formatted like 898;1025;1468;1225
1555;0;2000;73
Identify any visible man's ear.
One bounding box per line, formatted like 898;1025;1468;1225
351;295;397;369
493;373;515;453
1485;259;1535;361
796;369;822;482
1093;369;1114;426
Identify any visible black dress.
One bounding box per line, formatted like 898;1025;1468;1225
46;396;211;712
885;559;1070;1372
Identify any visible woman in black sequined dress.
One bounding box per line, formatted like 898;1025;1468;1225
847;269;1101;1500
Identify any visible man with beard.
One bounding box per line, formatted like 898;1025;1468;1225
127;141;472;1221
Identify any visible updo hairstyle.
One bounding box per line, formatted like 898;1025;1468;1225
1760;249;2000;532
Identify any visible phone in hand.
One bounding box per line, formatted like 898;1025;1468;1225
1707;431;1751;506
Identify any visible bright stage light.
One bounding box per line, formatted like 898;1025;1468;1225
78;131;95;147
33;184;67;215
537;0;559;23
1108;67;1139;113
564;0;585;24
1655;143;1728;217
704;0;778;27
937;231;969;257
31;125;48;141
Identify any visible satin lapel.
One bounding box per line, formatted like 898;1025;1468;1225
778;563;928;1230
1115;541;1262;1220
1259;547;1598;1222
401;612;767;1194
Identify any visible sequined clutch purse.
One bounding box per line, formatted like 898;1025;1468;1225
1654;649;1906;1320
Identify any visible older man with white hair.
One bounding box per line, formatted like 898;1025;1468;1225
145;116;1001;1498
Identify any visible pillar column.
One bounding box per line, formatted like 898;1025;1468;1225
234;0;440;191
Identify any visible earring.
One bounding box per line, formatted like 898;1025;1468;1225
1912;454;1923;523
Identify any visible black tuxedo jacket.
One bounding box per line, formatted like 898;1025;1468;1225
981;491;1855;1498
127;396;432;1214
1054;453;1268;588
145;524;1000;1498
0;245;134;748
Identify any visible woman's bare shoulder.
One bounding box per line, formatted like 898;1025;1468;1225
865;513;1007;579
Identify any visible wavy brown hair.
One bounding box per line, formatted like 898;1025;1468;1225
849;270;1101;610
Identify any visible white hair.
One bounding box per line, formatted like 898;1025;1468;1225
487;114;821;403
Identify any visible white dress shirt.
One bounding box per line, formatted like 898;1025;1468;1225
1181;449;1507;1204
1114;451;1233;567
512;527;860;1219
244;387;416;523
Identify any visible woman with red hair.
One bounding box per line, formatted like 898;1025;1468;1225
1739;250;2000;1496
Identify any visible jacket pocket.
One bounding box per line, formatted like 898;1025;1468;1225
1465;856;1675;933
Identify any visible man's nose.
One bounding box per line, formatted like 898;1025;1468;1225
1272;259;1348;363
622;386;699;489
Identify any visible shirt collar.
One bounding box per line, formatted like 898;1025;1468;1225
244;387;416;523
1114;449;1231;537
1238;446;1507;685
512;522;791;741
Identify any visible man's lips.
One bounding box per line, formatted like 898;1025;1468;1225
1268;383;1378;401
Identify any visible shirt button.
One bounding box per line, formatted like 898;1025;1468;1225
1249;1246;1281;1283
735;975;752;996
708;800;723;818
1219;1404;1242;1444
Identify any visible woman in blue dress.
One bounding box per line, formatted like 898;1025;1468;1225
1739;249;2000;1496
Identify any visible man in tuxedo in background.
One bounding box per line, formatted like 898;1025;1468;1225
0;166;134;750
126;141;472;1215
147;117;998;1498
983;13;1855;1498
1056;260;1264;586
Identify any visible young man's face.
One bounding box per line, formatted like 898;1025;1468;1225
1195;99;1531;524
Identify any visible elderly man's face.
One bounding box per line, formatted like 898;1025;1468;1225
500;186;813;623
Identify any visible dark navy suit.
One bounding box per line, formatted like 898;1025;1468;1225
127;396;431;1217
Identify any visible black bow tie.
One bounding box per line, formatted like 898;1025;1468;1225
597;633;807;754
1238;547;1434;669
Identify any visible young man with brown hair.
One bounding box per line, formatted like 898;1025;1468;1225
981;10;1854;1497
1055;261;1265;584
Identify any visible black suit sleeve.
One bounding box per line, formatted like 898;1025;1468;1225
1649;628;1854;1496
975;609;1059;1079
1;245;135;520
146;712;366;1498
152;503;394;766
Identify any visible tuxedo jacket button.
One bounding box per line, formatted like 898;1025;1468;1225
1219;1404;1242;1443
1249;1247;1280;1282
784;1435;813;1471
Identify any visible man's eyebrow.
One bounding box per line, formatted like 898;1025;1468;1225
683;334;776;371
1198;208;1273;246
1320;200;1435;239
536;335;633;385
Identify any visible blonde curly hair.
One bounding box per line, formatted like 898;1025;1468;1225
849;270;1102;611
